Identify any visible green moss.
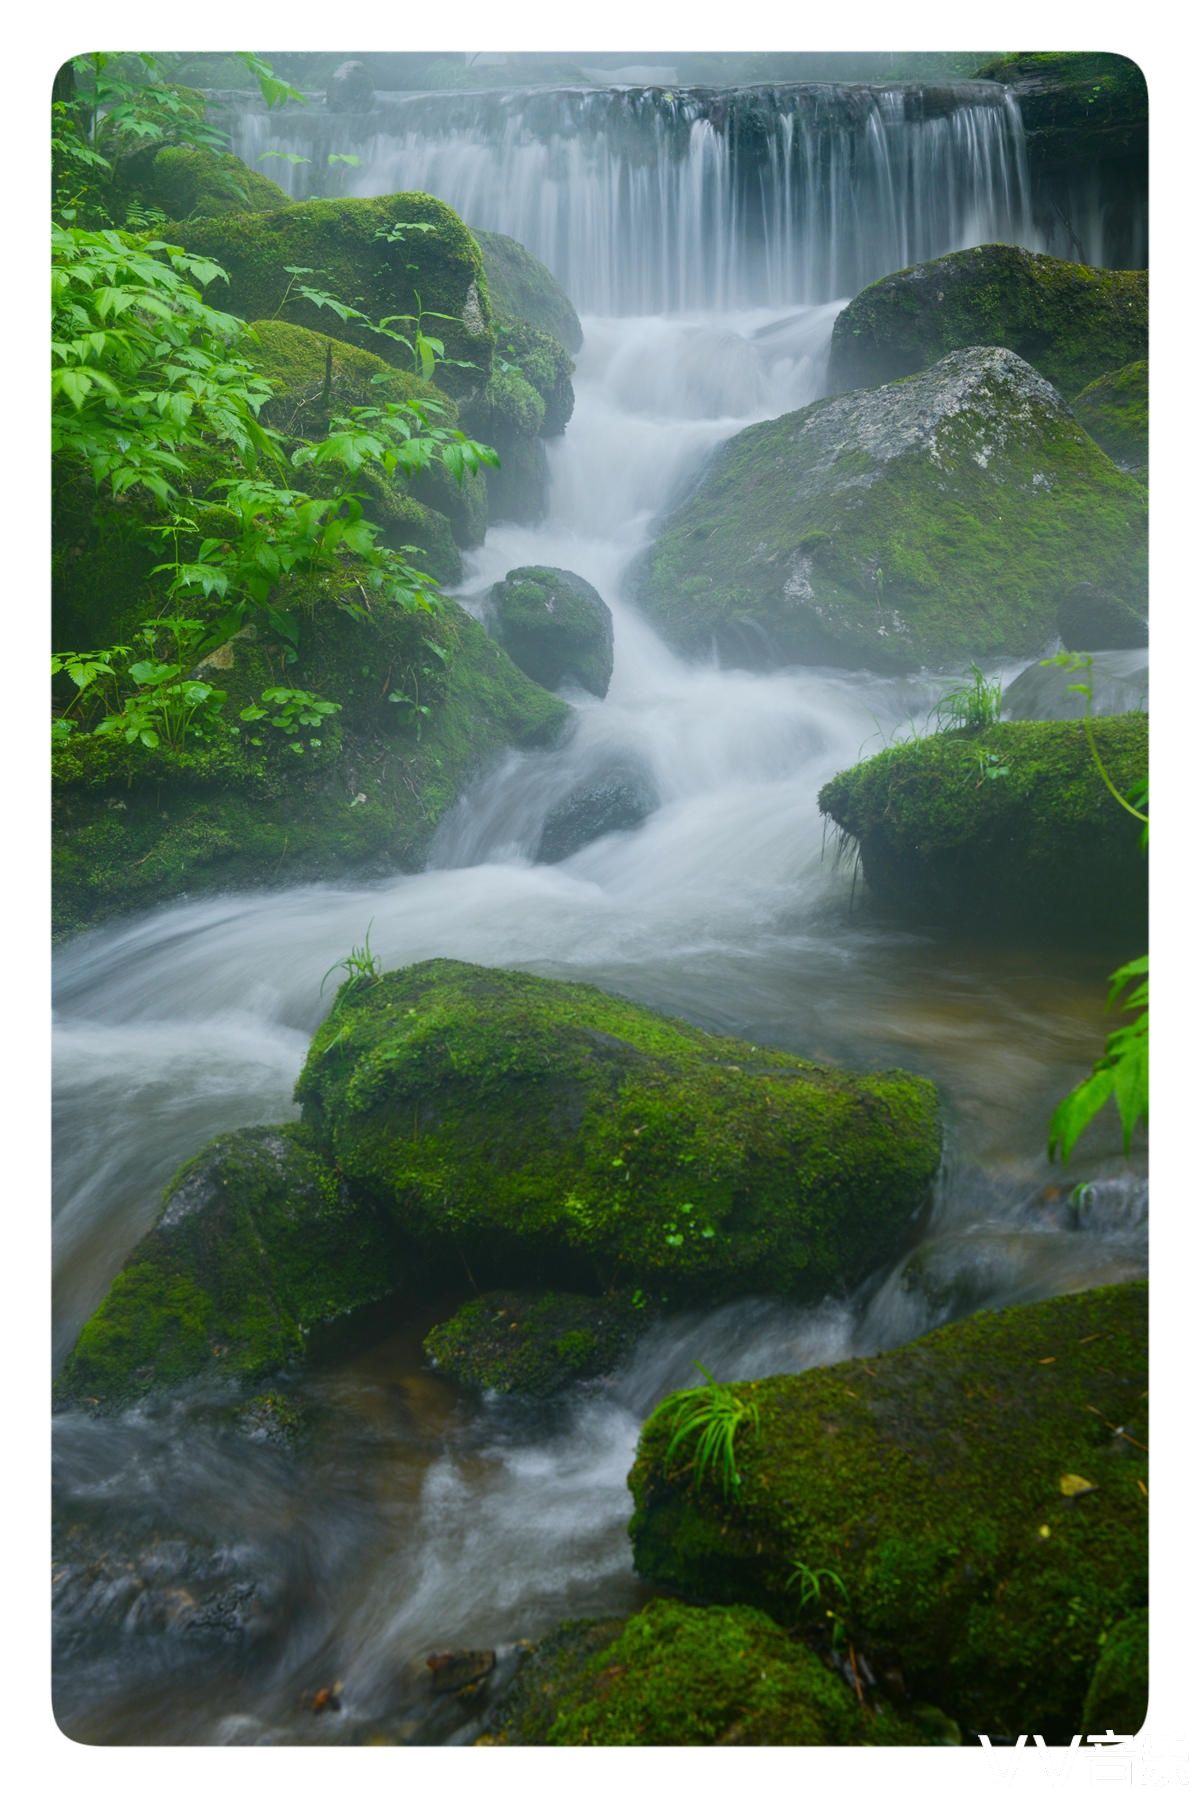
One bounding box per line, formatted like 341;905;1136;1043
829;246;1148;399
1073;361;1147;478
1081;1609;1148;1736
52;590;567;938
295;959;941;1303
636;346;1147;674
245;316;445;434
132;145;290;220
472;227;583;352
490;319;575;436
629;1281;1148;1741
493;1599;911;1744
424;1289;644;1398
818;715;1148;940
489;566;613;697
973;54;1147;172
55;1126;409;1405
176;192;493;400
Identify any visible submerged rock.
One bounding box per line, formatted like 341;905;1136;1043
424;1289;644;1398
634;347;1147;674
487;1598;915;1745
489;566;614;697
1003;649;1148;721
535;762;658;863
1072;361;1147;478
295;958;941;1304
629;1281;1148;1740
818;714;1148;939
54;1127;407;1406
828;245;1147;398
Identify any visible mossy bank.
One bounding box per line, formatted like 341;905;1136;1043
818;714;1148;941
629;1280;1148;1740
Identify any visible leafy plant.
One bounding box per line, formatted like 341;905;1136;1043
1048;956;1148;1164
657;1362;760;1499
238;687;341;753
932;662;1004;733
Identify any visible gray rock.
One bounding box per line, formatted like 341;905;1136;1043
490;566;614;697
536;763;657;862
326;60;374;114
1004;648;1148;721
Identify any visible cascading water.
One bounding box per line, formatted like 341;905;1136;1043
53;79;1147;1745
226;81;1037;311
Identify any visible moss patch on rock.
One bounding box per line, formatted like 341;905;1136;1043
472;226;583;353
629;1281;1148;1741
973;53;1147;174
1073;361;1147;478
424;1289;644;1398
490;1599;912;1745
296;959;941;1304
52;589;566;937
128;144;290;221
635;347;1147;674
489;565;613;697
1081;1609;1148;1736
176;192;493;400
817;714;1147;941
55;1126;408;1406
828;246;1147;399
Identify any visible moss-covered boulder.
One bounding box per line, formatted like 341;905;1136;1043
55;1126;407;1407
1081;1609;1148;1736
424;1289;643;1398
817;715;1147;939
828;246;1147;399
489;566;613;697
634;347;1147;673
1057;583;1148;652
125;144;290;221
52;589;566;937
1073;361;1147;478
295;959;941;1304
974;53;1148;176
176;192;492;400
489;1600;914;1745
473;227;583;353
629;1281;1148;1741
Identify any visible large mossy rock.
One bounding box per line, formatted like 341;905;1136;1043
176;192;492;400
817;715;1147;940
55;1127;407;1407
472;227;583;353
828;246;1147;399
116;144;289;223
489;565;614;697
634;347;1147;674
295;959;941;1303
1072;361;1148;478
52;591;566;937
629;1281;1148;1741
424;1289;642;1399
489;1599;916;1745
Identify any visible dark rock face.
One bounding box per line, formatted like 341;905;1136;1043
828;244;1148;399
635;346;1148;673
490;566;614;697
326;60;374;113
424;1289;644;1398
536;763;658;862
629;1281;1148;1742
1057;583;1148;651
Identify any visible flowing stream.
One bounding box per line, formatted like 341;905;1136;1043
53;87;1147;1745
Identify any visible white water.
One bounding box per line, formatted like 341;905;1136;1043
53;157;1146;1745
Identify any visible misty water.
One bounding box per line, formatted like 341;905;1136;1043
53;83;1147;1744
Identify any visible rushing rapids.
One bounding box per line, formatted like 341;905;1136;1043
53;72;1148;1745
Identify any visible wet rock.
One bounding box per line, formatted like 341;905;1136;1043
635;347;1147;673
828;244;1147;398
427;1649;497;1696
295;958;941;1305
424;1289;645;1398
629;1281;1148;1741
472;227;583;353
490;566;614;697
1003;648;1148;721
535;763;657;862
1056;582;1148;652
326;60;374;113
818;714;1147;941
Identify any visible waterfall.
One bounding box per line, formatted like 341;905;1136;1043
223;81;1037;313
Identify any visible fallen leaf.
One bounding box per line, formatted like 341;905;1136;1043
1059;1473;1099;1498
